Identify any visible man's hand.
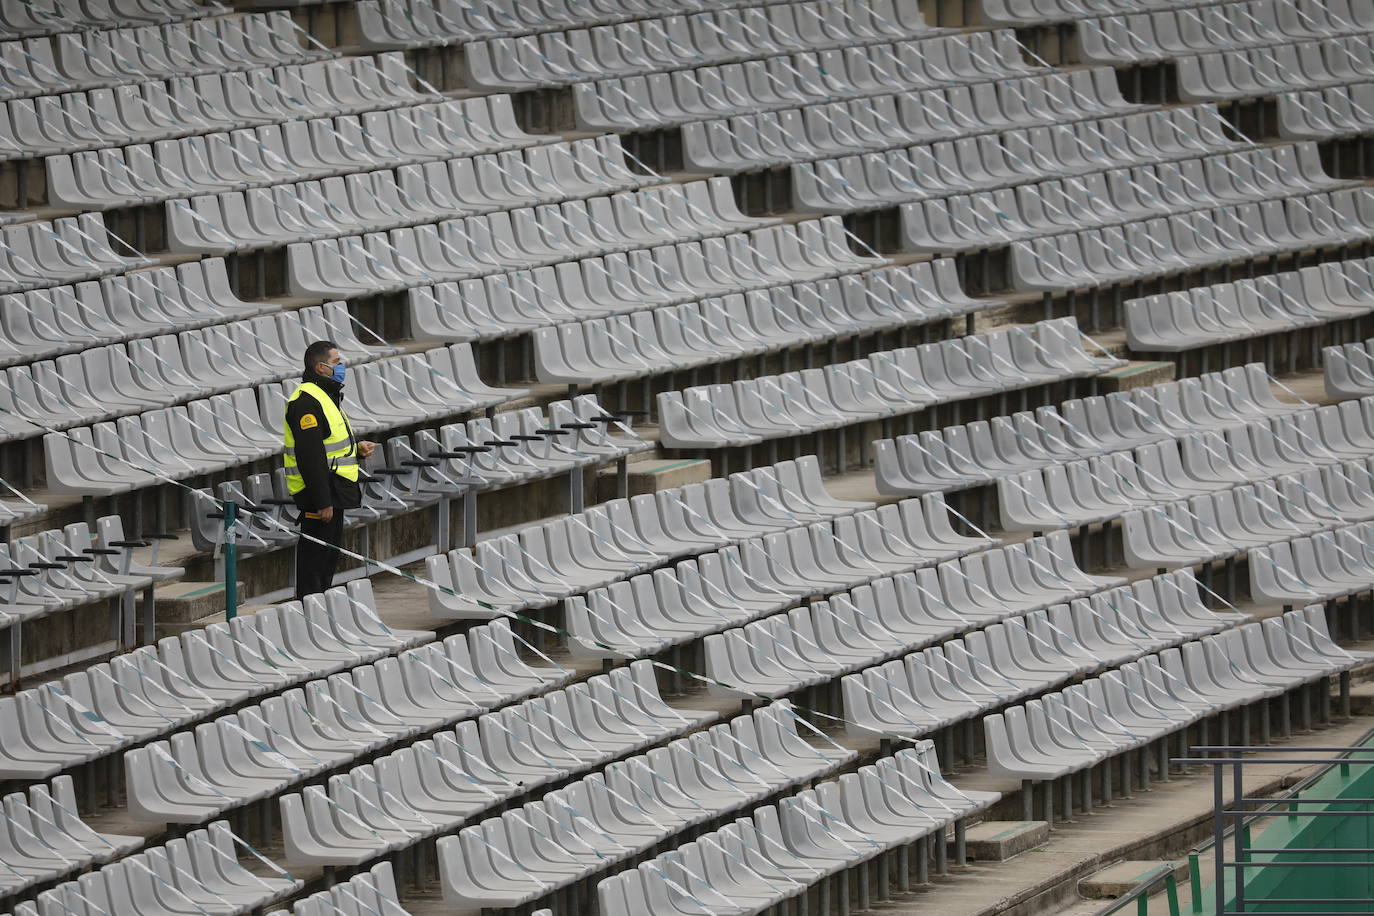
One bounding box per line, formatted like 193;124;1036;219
358;441;377;459
318;506;334;523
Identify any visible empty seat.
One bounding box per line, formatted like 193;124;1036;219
659;317;1122;450
426;456;870;618
462;1;933;93
0;214;149;294
1177;35;1374;103
1279;81;1374;139
0;54;434;162
435;699;850;908
1010;189;1374;293
18;821;299;916
289;661;724;867
598;740;996;916
0;775;141;897
1131;256;1374;354
984;608;1370;784
410;218;920;345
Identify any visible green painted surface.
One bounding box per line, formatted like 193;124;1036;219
177;583;228;599
1191;739;1374;914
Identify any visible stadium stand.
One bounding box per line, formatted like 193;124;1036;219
1;2;1374;916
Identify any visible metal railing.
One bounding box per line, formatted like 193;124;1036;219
1094;734;1374;916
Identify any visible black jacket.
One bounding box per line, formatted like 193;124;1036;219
285;371;362;512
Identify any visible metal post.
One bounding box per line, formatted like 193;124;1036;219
464;485;477;549
1233;760;1245;913
1189;853;1203;912
223;500;238;621
1214;762;1226;916
569;465;585;514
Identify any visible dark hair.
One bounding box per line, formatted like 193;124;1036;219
304;340;338;375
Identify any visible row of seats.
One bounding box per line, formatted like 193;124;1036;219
0;579;438;779
874;362;1311;495
44;94;552;212
69;131;632;218
658;317;1119;449
353;0;781;48
437;698;850;909
124;622;574;824
984;608;1369;782
0;515;182;647
900;144;1349;254
12;821;299;916
0;53;430;161
296;699;818;872
164;136;649;254
1010;189;1374;292
1119;469;1364;569
681;69;1141;174
286;178;779;299
189;394;648;553
1252;518;1374;605
374;394;650;495
1006;439;1374;536
0;258;271;369
531;262;989;386
702;533;1143;700
267;864;408;916
568;530;1115;659
979;0;1188;26
842;569;1236;742
1079;0;1374;65
426;456;882;617
462;0;931;92
0;775;141;898
0;11;329;101
1128;256;1374;353
572;28;1038;132
0;0;220;39
1325;336;1374;399
409;218;911;344
1177;34;1374;102
0;302;391;443
1279;81;1374;139
0;213;149;295
598;491;996;666
43;343;523;495
792;104;1252;213
598;741;999;916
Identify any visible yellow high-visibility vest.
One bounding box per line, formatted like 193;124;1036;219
283;382;359;495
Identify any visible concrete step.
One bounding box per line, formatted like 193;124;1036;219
1078;860;1187;900
153;579;241;635
595;456;712;500
965;821;1049;862
1097;360;1176;394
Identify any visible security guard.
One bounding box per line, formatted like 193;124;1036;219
284;340;376;598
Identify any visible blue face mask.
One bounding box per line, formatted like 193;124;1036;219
330;362;346;384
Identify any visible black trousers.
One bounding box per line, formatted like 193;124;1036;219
296;510;345;599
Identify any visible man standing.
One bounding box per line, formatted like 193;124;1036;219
283;340;376;598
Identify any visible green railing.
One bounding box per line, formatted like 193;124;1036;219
1093;735;1374;916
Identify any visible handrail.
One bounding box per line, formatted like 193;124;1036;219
1092;732;1374;916
1186;733;1374;854
1090;863;1182;916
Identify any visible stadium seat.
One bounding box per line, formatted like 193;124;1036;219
435;699;849;908
659;317;1120;449
13;822;298;916
598;741;996;916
